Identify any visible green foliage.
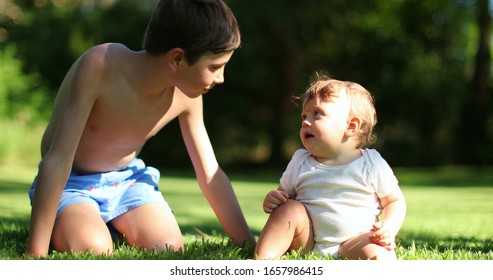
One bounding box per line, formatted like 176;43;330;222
1;0;491;167
208;0;480;166
0;45;50;122
0;46;47;166
7;0;153;91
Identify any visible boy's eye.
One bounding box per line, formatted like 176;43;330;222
209;65;223;71
314;111;322;117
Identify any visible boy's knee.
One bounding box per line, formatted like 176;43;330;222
52;230;113;255
76;236;113;256
138;235;184;253
160;237;184;253
89;243;113;256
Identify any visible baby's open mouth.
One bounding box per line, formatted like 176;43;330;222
304;132;314;140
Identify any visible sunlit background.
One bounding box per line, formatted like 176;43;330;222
0;0;492;169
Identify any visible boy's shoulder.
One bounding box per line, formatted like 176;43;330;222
74;43;136;82
88;42;130;54
82;43;131;63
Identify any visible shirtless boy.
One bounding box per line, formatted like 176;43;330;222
27;0;255;258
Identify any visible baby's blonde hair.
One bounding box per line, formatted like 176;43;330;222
300;73;377;148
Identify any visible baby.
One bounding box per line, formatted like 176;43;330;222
254;74;406;260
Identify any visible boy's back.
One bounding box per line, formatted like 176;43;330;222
42;43;200;174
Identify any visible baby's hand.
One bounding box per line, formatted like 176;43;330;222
369;221;396;251
263;190;289;213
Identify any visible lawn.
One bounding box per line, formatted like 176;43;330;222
0;164;492;260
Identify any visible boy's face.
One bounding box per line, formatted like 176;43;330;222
300;93;351;158
175;50;234;98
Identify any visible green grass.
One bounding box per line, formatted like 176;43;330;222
0;165;492;260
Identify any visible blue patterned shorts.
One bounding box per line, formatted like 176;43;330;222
29;158;170;223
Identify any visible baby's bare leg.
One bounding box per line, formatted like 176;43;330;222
51;203;113;255
111;203;184;252
339;232;397;260
255;200;314;259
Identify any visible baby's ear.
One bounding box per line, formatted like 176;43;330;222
346;117;361;137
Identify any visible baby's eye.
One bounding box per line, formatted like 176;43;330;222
314;110;322;117
301;114;307;120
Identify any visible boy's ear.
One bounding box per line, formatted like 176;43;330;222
168;48;185;71
346;117;361;137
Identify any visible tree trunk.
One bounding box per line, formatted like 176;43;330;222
268;28;300;166
457;0;491;164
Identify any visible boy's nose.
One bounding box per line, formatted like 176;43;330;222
214;74;224;84
214;68;225;84
302;120;311;127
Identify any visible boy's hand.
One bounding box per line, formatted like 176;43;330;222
369;221;396;250
263;190;289;213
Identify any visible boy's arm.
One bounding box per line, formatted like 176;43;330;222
178;96;255;247
27;50;102;257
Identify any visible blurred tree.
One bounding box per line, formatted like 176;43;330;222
6;0;151;92
0;45;49;122
457;0;492;164
212;0;477;167
2;0;490;167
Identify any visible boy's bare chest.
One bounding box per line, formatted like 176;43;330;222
83;88;184;145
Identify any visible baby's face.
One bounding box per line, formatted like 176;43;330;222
300;94;351;158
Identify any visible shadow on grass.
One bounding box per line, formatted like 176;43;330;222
398;230;493;254
0;179;31;194
0;217;30;259
178;223;262;243
395;166;493;188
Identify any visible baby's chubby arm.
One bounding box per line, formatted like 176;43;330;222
370;191;406;250
263;186;294;213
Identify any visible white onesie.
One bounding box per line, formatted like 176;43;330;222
280;148;400;258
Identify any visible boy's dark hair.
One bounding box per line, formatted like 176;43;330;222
142;0;241;65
